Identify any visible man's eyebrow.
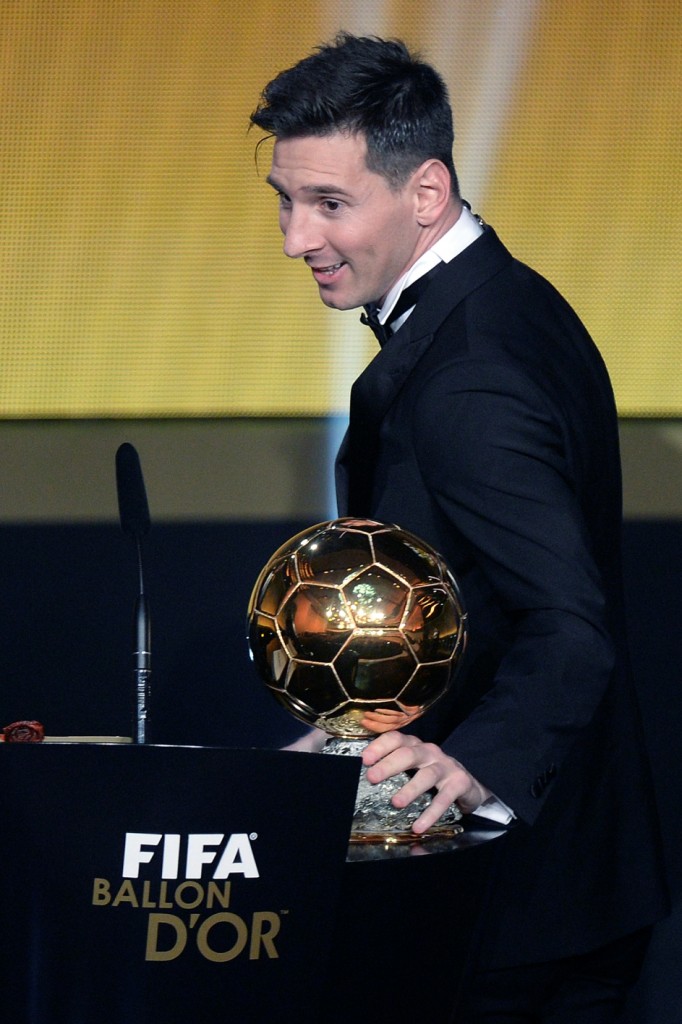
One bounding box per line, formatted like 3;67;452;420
265;176;353;198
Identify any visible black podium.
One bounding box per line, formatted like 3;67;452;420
0;744;360;1024
1;743;507;1024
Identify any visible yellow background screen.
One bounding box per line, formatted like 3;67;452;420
1;1;680;417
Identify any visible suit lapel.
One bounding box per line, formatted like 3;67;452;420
340;228;513;515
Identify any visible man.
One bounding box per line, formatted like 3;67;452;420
250;33;667;1021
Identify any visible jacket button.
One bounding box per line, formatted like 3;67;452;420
530;764;558;798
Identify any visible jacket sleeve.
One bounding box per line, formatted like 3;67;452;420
412;357;616;825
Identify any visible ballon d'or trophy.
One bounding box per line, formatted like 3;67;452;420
247;518;468;843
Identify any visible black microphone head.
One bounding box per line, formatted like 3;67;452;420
116;443;151;536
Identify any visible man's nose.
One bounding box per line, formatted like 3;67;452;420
282;208;322;259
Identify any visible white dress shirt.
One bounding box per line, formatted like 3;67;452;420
377;204;485;333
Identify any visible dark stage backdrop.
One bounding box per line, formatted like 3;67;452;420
1;519;680;1021
1;519;679;751
0;521;311;749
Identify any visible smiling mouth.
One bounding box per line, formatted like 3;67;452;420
311;261;345;277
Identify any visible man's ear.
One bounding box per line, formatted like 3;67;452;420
413;159;455;225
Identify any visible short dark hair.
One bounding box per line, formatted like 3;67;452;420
250;32;460;195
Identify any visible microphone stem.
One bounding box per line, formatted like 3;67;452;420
136;535;145;596
133;536;151;743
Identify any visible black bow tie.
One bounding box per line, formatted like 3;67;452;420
359;303;389;346
360;263;443;346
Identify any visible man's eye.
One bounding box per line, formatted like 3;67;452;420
321;199;342;212
276;192;292;208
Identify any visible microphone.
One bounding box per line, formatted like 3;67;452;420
115;443;152;744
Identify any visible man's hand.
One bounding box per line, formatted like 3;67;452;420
362;730;492;834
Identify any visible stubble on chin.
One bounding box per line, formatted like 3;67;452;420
317;290;363;312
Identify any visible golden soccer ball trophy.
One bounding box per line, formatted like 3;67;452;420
247;518;468;843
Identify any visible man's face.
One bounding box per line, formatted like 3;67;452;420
267;132;424;309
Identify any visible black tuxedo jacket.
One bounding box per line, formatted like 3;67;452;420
336;228;667;966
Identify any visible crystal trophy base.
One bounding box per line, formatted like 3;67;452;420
322;737;463;844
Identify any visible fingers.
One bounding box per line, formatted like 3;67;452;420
409;770;484;833
456;779;492;815
363;734;454;796
361;732;488;832
362;732;423;780
411;787;460;834
362;730;418;765
363;733;448;782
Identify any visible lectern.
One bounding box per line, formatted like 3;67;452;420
0;744;360;1024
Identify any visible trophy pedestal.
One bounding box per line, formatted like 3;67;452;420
322;737;463;844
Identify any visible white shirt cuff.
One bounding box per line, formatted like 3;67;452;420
471;794;515;825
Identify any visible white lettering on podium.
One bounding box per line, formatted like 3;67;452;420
213;833;259;879
122;832;260;879
122;833;162;878
186;834;224;878
161;833;181;879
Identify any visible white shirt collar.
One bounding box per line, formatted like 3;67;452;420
378;204;485;327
